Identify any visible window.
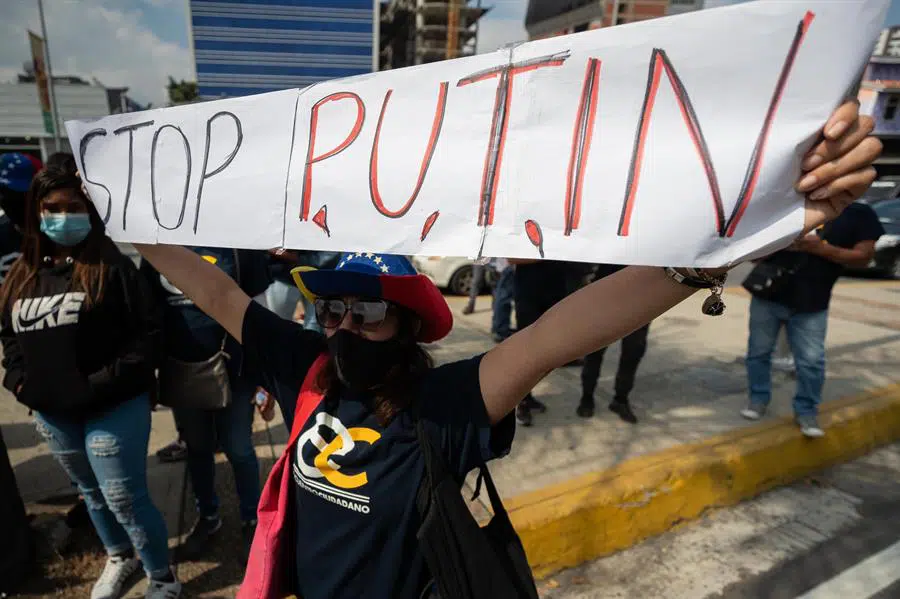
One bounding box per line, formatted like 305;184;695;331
573;22;588;33
885;95;900;121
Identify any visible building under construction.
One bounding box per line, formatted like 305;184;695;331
380;0;488;70
525;0;703;40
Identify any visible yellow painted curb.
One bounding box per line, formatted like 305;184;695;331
506;383;900;580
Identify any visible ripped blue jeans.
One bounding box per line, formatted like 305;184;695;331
35;394;171;578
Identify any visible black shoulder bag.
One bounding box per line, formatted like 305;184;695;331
741;259;800;300
414;416;538;599
742;223;834;300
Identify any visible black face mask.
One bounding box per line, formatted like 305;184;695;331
326;329;405;392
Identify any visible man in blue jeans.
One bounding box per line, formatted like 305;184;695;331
490;258;515;342
742;202;883;437
462;259;515;342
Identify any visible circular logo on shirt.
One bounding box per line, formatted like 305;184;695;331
295;412;381;490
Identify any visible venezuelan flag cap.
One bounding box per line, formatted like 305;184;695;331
0;152;42;193
291;252;453;343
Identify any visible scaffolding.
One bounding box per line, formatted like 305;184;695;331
380;0;488;69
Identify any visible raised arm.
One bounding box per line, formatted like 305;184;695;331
479;100;881;424
134;244;251;343
479;267;694;423
795;237;876;269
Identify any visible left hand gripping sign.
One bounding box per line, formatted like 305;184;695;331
66;0;889;267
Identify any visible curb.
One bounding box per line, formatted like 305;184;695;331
505;383;900;580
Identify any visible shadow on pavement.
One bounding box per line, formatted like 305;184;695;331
1;421;43;450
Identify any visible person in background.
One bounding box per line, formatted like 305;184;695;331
0;168;179;599
490;257;514;342
0;153;35;284
0;152;38;596
509;258;571;426
267;249;340;330
45;152;77;174
462;258;517;343
141;248;272;561
461;262;486;315
577;264;650;424
742;204;884;437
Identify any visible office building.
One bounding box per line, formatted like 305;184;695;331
188;0;378;98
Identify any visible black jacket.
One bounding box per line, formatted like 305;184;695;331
0;250;161;418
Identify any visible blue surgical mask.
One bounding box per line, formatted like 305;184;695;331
40;213;92;247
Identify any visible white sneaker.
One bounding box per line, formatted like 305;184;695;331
740;403;767;421
772;357;796;373
91;555;140;599
145;577;182;599
797;415;825;438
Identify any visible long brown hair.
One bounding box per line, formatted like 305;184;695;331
317;309;434;425
0;167;119;310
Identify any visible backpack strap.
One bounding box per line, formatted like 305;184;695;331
414;410;440;519
414;410;509;520
287;353;329;448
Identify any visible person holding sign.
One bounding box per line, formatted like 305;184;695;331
0;168;180;599
130;100;877;599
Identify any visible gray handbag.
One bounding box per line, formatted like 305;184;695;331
156;250;240;411
157;338;232;410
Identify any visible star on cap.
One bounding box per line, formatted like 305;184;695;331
380;264;389;273
373;256;382;264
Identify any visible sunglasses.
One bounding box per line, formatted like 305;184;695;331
314;298;390;331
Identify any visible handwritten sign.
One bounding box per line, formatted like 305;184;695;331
65;0;888;266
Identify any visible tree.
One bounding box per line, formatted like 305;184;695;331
167;76;198;105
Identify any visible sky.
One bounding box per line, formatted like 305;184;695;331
1;0;899;107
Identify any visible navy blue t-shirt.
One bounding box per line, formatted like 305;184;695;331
760;203;884;313
141;247;271;364
241;302;515;599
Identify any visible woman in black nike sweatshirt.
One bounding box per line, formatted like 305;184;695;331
0;168;182;599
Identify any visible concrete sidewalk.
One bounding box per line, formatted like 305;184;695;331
450;280;900;497
4;276;900;596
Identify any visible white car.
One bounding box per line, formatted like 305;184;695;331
411;256;497;295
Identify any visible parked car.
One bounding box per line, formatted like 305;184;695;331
855;198;900;278
859;176;900;205
411;256;497;295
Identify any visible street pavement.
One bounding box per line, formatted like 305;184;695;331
4;271;900;596
543;441;900;599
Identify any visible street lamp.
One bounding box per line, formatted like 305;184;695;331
37;0;62;153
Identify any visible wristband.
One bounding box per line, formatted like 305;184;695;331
663;267;726;316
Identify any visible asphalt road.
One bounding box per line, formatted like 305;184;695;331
715;444;900;599
543;443;900;599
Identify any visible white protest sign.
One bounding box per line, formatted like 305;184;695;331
66;0;889;266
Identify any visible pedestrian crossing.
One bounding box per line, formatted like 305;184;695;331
795;539;900;599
